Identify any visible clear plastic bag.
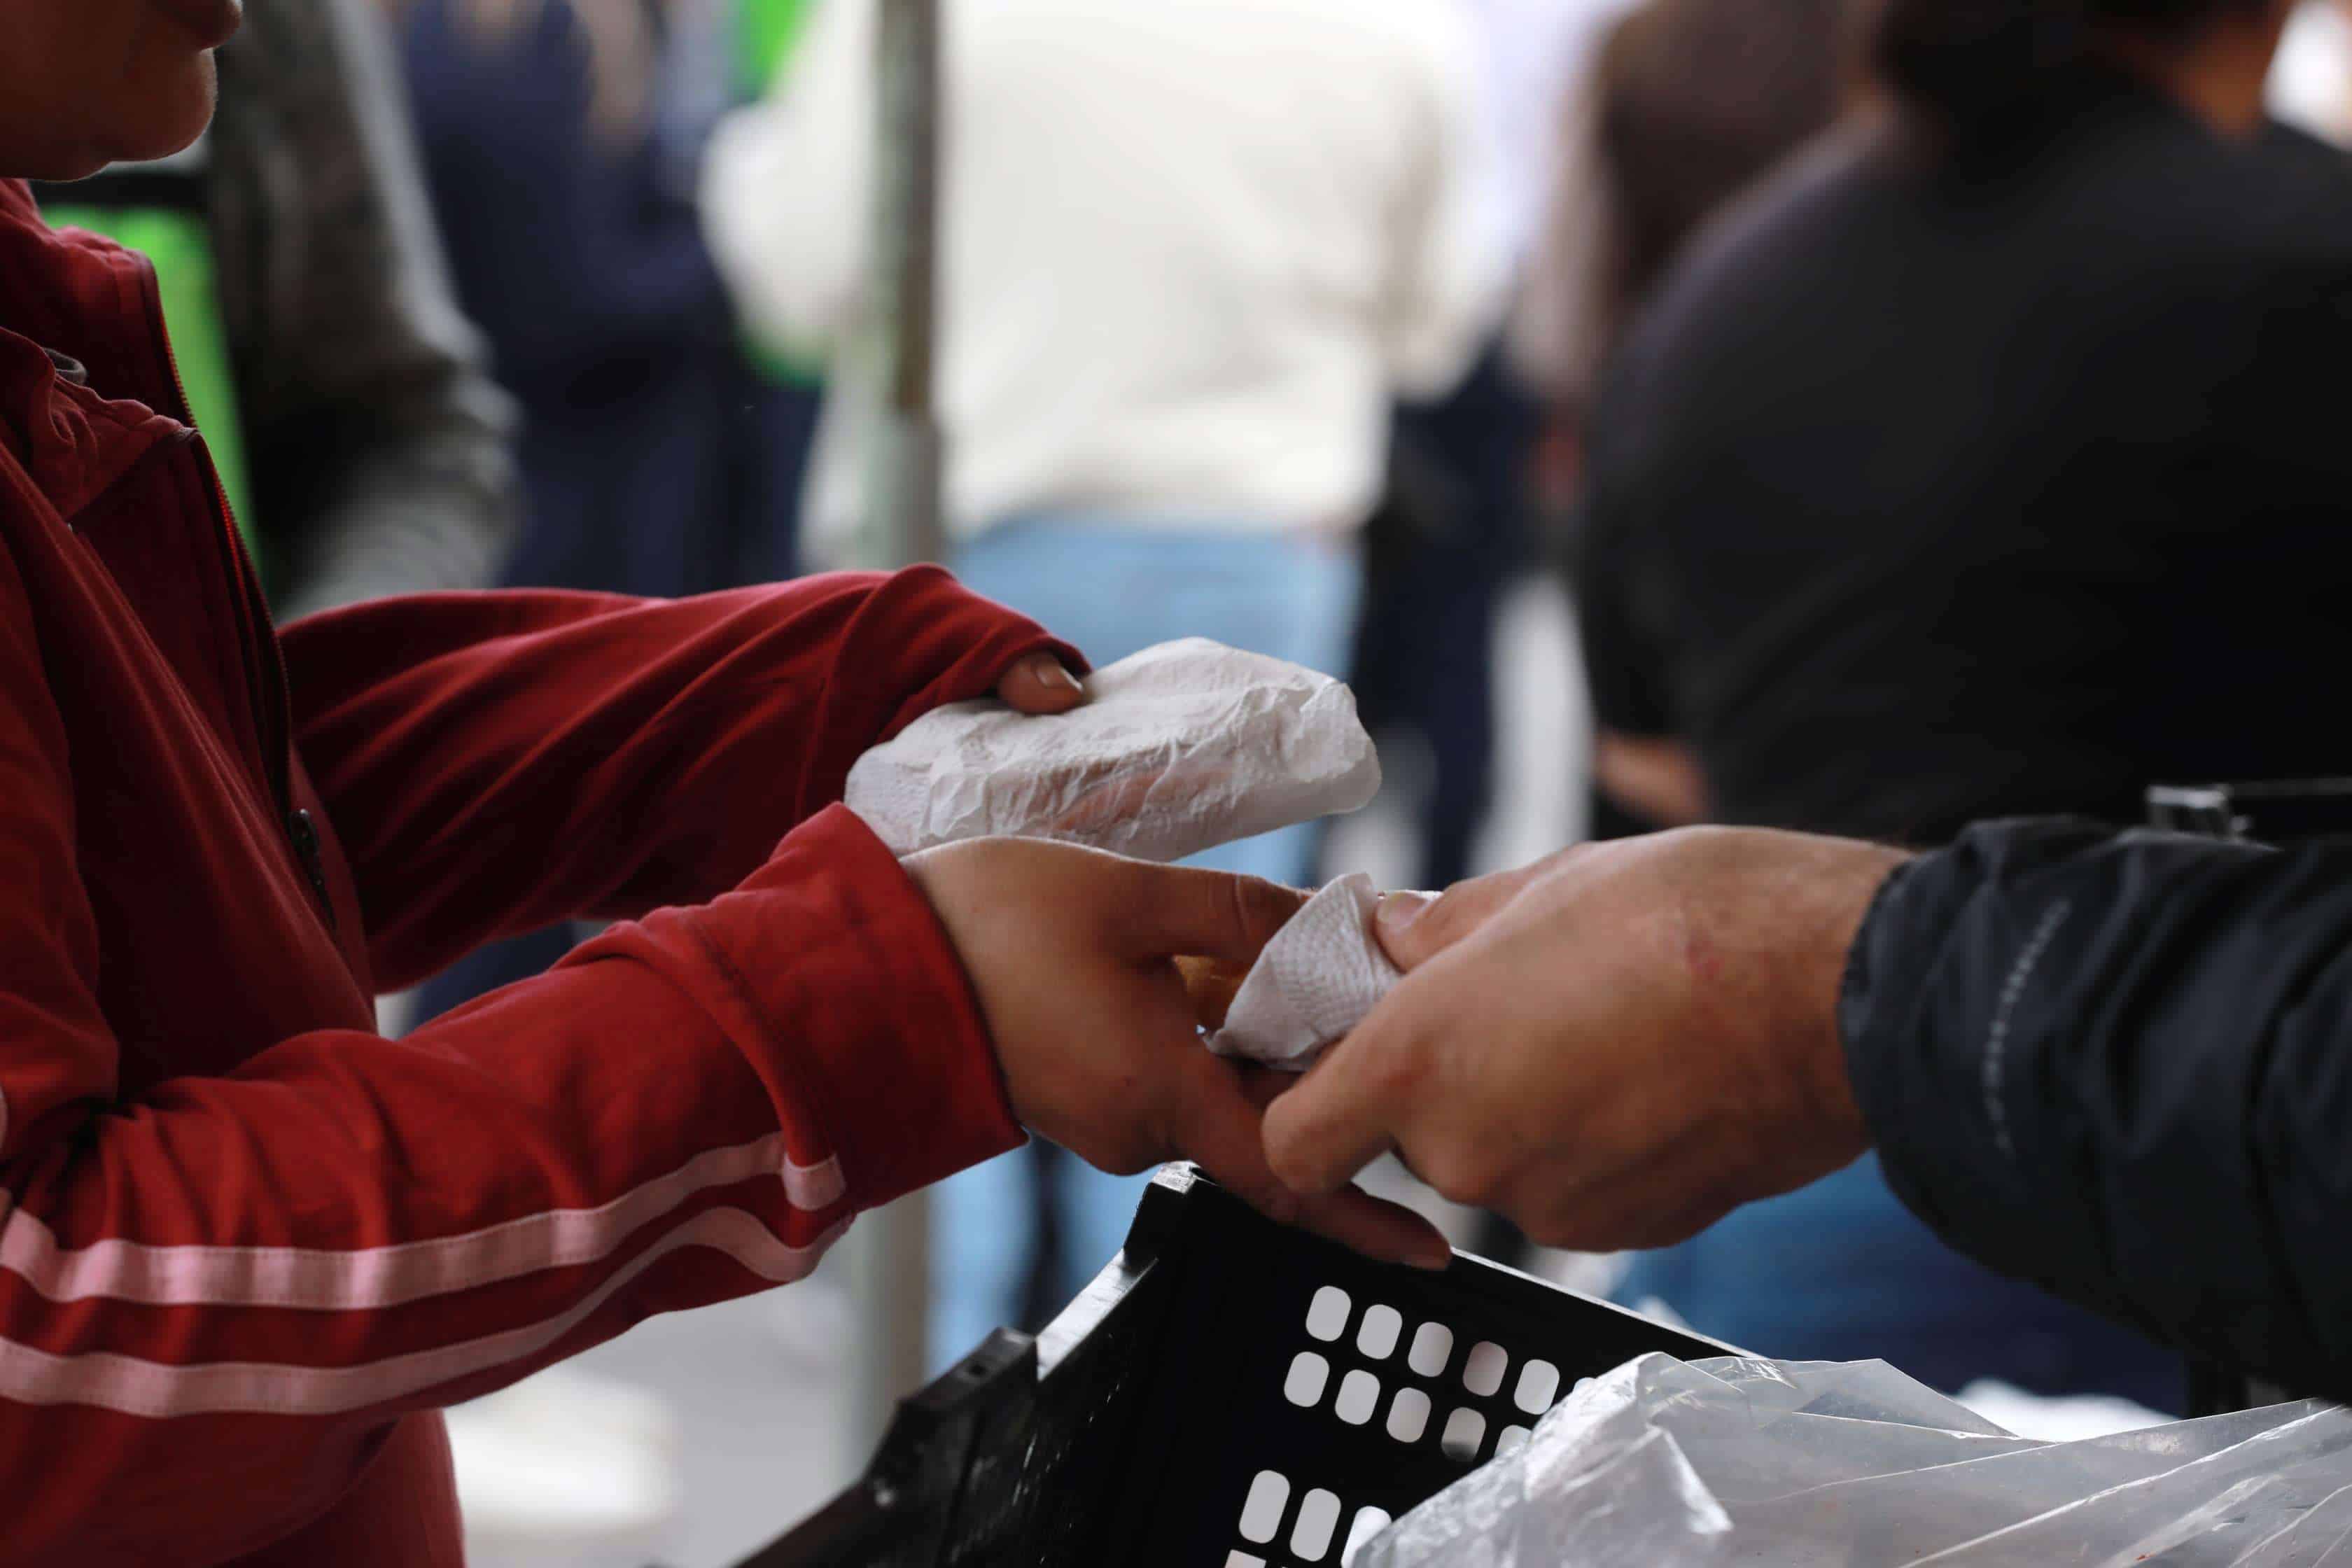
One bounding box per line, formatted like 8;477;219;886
1357;1354;2350;1567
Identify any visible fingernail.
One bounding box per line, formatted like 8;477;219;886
1408;1236;1452;1271
1376;890;1434;939
1045;663;1084;693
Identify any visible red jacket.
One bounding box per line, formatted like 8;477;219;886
0;179;1060;1566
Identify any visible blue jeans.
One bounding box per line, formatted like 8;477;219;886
927;519;1364;1370
1615;1156;2183;1410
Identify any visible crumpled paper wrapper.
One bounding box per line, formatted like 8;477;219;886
1208;873;1401;1071
844;638;1380;864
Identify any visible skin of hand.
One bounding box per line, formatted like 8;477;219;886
1262;827;1912;1252
903;838;1452;1270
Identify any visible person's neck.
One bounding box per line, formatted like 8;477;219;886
2096;8;2292;140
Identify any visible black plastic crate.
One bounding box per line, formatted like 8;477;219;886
740;1165;1734;1567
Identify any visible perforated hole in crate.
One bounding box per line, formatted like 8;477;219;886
1291;1488;1342;1560
1438;1407;1485;1462
1461;1341;1508;1397
1406;1322;1452;1378
1240;1469;1290;1544
1334;1368;1380;1425
1285;1351;1331;1408
1343;1508;1392;1564
1516;1359;1560;1413
1356;1305;1401;1361
1385;1385;1430;1443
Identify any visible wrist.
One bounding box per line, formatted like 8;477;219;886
1791;840;1913;1151
900;843;1030;1124
724;808;1024;1205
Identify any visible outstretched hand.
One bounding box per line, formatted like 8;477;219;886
904;838;1452;1269
1263;828;1910;1252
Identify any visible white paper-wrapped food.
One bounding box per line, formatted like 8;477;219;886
845;638;1380;863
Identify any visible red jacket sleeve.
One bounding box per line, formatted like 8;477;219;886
279;565;1081;991
0;558;1035;1565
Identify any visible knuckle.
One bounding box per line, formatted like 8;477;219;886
1362;1030;1431;1098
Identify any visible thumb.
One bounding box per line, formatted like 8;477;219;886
1261;1005;1421;1196
1374;862;1549;972
1171;1058;1451;1268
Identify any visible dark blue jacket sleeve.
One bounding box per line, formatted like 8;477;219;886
1840;818;2352;1396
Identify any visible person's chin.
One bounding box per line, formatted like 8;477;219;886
92;54;218;169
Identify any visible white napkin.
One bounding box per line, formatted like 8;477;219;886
845;638;1380;863
1208;874;1402;1071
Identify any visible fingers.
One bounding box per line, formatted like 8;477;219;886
1116;860;1307;965
1261;1000;1425;1196
1161;1055;1308;1228
1294;1186;1452;1272
1175;955;1247;1030
1373;860;1553;972
995;652;1087;715
1168;1057;1448;1268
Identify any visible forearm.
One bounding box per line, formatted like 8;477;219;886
282;568;1074;990
0;807;1017;1565
1841;818;2352;1392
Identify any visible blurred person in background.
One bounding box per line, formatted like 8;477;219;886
1566;0;2351;1407
703;0;1501;1365
1514;0;1847;842
391;0;808;1030
1451;0;1844;1275
1350;0;1628;897
33;0;517;621
2269;0;2352;143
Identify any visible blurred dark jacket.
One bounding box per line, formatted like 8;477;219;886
1577;62;2352;845
398;0;764;598
209;0;521;618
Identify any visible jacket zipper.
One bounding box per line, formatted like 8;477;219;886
133;256;335;932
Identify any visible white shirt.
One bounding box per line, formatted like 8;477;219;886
1460;0;1634;275
2269;0;2352;148
702;0;1501;553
